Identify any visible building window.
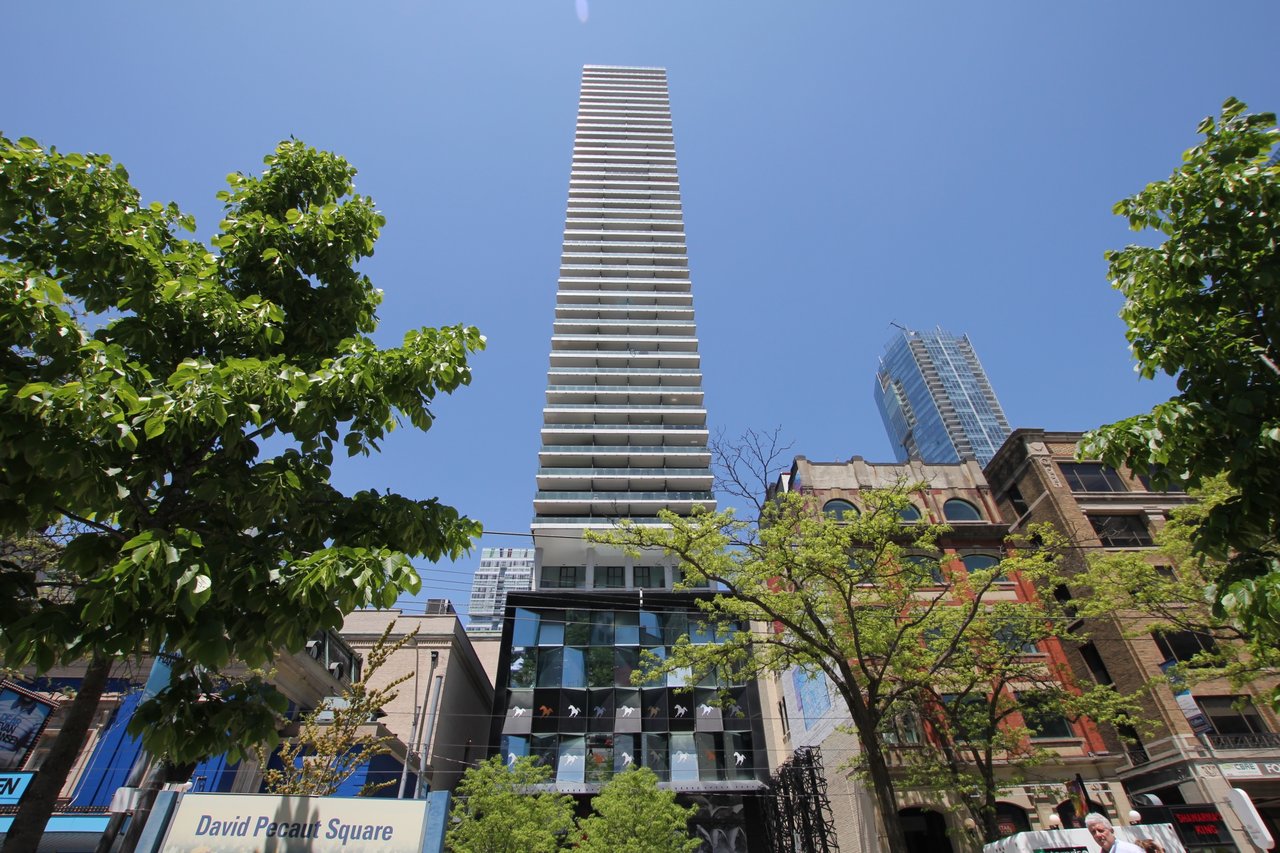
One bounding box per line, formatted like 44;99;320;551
632;565;664;588
1078;642;1113;685
1194;695;1268;736
1059;462;1127;493
823;499;858;520
943;499;982;521
541;565;585;589
961;553;1008;583
1088;514;1153;547
898;504;922;522
1003;484;1029;517
1153;630;1217;665
1019;693;1074;739
594;566;625;589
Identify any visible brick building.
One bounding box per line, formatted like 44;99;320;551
767;455;1132;852
985;428;1280;850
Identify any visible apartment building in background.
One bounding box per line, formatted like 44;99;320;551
875;327;1011;467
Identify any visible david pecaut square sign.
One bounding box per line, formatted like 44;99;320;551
160;793;429;853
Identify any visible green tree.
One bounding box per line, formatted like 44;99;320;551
1071;475;1280;689
0;135;483;850
447;756;576;853
590;476;1067;853
1081;98;1280;703
256;623;416;797
573;766;700;853
898;591;1138;843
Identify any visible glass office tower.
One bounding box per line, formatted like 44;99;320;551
874;327;1011;467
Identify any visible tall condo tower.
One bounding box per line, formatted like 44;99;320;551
534;64;715;578
874;327;1011;467
490;70;765;840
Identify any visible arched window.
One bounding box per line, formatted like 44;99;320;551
995;802;1031;837
905;554;945;585
823;499;858;520
898;504;922;522
961;553;998;572
943;498;982;521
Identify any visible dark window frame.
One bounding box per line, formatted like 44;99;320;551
1059;462;1127;493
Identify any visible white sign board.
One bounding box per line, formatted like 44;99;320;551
161;793;428;853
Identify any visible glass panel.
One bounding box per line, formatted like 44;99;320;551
642;733;669;781
564;611;591;646
823;499;858;520
586;647;613;688
639;611;663;645
588;611;615;646
661;611;688;645
557;735;586;783
670;733;699;782
689;618;714;644
531;734;558;770
695;732;725;781
726;732;754;780
536;648;564;688
594;566;625;588
634;565;665;588
898;504;922;522
615;611;640;646
512;608;540;647
538;617;565;647
614;647;639;687
563;647;587;689
613;733;637;774
501;735;529;765
943;499;982;521
640;647;667;688
509;647;537;688
585;734;614;783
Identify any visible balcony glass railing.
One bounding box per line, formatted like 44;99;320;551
537;468;711;477
539;445;709;454
535;491;714;501
541;423;707;431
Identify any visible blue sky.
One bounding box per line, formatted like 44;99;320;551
7;1;1277;615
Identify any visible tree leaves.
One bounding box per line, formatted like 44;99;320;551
0;134;483;765
1083;99;1280;706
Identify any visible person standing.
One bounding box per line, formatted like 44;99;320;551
1085;813;1145;853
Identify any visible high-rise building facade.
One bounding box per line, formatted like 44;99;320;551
466;547;534;632
489;66;767;851
874;327;1011;467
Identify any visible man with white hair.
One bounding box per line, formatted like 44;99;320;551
1085;812;1144;853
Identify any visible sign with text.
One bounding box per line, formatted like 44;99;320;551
0;773;34;805
161;793;428;853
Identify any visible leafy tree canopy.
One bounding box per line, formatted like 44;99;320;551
447;756;576;853
573;766;700;853
589;475;1074;852
0;135;484;762
1081;98;1280;680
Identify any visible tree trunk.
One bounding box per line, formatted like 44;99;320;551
2;654;113;853
860;737;910;852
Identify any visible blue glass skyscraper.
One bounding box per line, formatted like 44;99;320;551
874;327;1011;467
